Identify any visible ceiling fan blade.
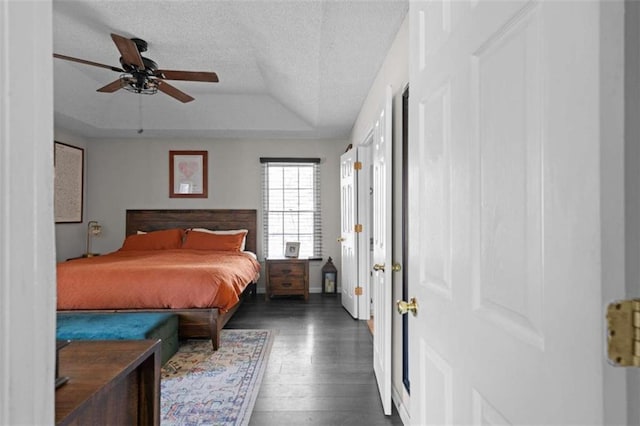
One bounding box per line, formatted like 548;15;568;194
156;80;194;103
156;70;219;83
54;53;124;72
110;33;145;69
96;79;123;93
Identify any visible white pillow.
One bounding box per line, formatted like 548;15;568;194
189;228;248;251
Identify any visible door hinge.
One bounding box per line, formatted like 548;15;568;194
354;224;363;233
354;161;362;171
355;286;363;296
606;299;640;367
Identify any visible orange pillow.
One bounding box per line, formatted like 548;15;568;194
189;228;248;251
182;230;246;251
120;228;184;251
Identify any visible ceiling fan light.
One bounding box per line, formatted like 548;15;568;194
119;74;157;96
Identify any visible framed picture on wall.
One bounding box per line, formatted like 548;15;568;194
169;150;208;198
54;141;84;223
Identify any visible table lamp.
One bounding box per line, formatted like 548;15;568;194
83;220;102;257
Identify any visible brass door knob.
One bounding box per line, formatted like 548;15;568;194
337;237;346;243
373;263;401;272
373;263;385;272
397;298;418;316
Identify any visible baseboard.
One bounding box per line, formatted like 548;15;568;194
392;385;410;425
367;317;374;335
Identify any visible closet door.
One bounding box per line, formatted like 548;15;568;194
372;86;393;415
339;148;358;318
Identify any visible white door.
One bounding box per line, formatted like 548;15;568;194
372;86;393;415
408;1;624;425
340;148;358;318
357;140;373;321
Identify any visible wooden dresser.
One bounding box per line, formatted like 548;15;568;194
55;339;161;426
265;257;309;301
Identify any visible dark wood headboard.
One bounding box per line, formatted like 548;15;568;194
126;209;258;254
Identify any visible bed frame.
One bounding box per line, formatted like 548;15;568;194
69;209;259;351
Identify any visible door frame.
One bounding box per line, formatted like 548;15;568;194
357;132;374;321
401;85;410;393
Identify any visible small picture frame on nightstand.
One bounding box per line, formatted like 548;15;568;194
284;242;300;258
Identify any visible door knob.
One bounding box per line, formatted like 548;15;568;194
373;263;401;272
397;298;418;316
337;237;346;243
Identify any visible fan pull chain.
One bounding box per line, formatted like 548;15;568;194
137;94;144;134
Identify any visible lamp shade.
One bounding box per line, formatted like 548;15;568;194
88;221;102;235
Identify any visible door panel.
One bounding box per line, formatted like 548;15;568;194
408;1;623;425
373;86;393;415
340;149;358;318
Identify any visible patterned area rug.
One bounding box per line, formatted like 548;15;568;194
161;329;273;426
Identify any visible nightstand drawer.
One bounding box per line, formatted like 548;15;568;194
269;276;306;291
268;262;305;278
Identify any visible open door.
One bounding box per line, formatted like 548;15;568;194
372;86;393;415
340;148;358;318
407;1;626;424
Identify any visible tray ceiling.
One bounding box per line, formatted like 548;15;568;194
53;0;408;140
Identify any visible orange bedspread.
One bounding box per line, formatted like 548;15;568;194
57;249;260;312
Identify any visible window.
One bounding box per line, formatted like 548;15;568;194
261;158;322;259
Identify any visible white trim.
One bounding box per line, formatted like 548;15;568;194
0;1;8;420
356;131;374;320
600;1;627;425
392;384;410;425
0;1;55;424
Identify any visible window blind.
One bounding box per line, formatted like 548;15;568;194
261;158;322;259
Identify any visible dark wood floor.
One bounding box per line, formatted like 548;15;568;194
226;293;404;426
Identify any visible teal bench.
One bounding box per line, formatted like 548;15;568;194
56;312;179;365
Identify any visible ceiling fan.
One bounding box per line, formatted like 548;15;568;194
54;33;218;103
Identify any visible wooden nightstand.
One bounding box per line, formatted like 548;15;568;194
265;257;309;301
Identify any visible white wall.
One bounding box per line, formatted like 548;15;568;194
54;128;89;261
76;136;346;293
352;15;409;147
349;14;410;423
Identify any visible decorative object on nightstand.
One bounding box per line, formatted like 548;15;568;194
265;257;309;301
284;241;300;258
83;220;102;257
322;257;338;294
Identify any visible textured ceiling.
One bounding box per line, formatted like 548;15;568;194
53;0;408;140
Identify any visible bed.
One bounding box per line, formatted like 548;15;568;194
57;209;260;350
